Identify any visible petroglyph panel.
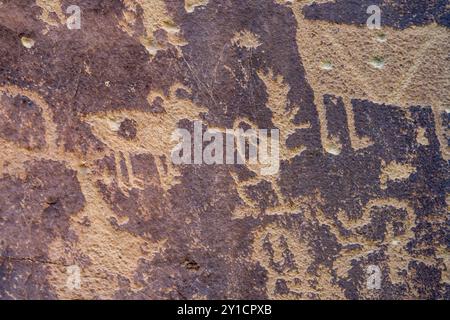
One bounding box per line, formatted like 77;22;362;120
0;0;448;300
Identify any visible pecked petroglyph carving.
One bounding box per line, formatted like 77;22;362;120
251;197;422;299
332;199;416;284
252;221;324;299
0;82;204;228
224;69;310;219
81;84;207;194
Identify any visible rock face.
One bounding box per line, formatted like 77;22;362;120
0;0;448;300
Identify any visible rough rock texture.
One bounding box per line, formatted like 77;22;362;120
0;0;449;300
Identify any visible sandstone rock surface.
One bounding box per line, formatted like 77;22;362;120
0;0;448;299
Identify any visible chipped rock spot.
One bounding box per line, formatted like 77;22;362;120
108;119;122;132
324;137;342;155
320;60;334;71
20;36;35;49
376;33;387;43
369;56;385;69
